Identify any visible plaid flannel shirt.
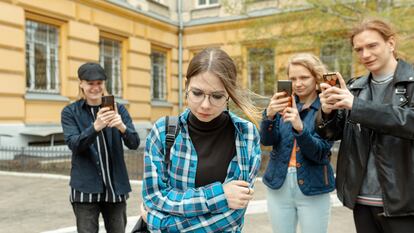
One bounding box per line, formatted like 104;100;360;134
142;109;262;232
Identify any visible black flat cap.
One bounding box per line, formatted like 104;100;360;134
78;62;107;81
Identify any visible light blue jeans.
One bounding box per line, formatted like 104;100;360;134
266;167;331;233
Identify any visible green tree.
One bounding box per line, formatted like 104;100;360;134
222;0;414;81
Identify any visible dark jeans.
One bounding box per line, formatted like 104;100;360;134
353;204;414;233
72;202;127;233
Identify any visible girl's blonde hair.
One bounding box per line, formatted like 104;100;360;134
286;53;327;90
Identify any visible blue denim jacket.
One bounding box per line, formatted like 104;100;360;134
260;96;335;195
61;99;140;195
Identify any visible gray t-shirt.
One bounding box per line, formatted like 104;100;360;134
358;74;393;206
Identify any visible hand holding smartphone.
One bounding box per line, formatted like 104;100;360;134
277;80;292;96
323;72;340;87
101;95;115;111
277;80;293;107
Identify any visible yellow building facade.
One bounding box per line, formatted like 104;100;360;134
0;0;413;146
0;0;180;145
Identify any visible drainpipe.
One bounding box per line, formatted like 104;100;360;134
178;0;184;112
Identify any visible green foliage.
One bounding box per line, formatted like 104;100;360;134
221;0;414;81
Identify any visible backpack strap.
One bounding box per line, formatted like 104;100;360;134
165;116;179;168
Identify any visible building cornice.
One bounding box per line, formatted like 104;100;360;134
79;0;178;32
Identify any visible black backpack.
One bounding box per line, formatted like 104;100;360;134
164;116;180;169
131;116;179;233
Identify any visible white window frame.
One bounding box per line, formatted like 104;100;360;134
320;39;353;80
247;47;275;96
196;0;219;8
25;20;60;93
99;38;123;97
151;50;167;101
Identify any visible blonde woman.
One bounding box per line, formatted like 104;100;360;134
261;53;335;233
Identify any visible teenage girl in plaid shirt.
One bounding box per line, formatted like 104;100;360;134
141;48;262;232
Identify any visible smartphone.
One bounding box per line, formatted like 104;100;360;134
101;95;115;111
323;72;340;87
277;80;292;107
277;80;293;96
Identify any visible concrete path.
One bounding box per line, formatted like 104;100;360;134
0;172;355;233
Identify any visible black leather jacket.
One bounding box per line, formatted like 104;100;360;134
316;59;414;217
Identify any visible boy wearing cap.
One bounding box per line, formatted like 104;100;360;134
61;62;140;233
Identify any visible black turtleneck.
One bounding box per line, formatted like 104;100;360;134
188;111;236;188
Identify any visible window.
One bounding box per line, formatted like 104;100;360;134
25;20;59;93
321;39;353;81
197;0;219;7
248;48;275;96
99;38;122;97
151;50;167;101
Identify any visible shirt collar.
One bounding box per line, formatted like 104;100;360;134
79;99;88;109
294;95;321;111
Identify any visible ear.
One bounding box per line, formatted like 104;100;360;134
387;36;396;51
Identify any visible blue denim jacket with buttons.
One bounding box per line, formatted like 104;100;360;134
260;96;335;195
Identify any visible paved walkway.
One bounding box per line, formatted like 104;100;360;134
0;171;356;233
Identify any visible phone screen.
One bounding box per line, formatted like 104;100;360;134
277;80;292;96
323;73;340;87
101;95;115;110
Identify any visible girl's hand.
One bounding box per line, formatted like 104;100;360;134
266;92;292;120
223;180;254;209
282;97;303;132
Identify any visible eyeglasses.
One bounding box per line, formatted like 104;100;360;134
186;88;229;107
